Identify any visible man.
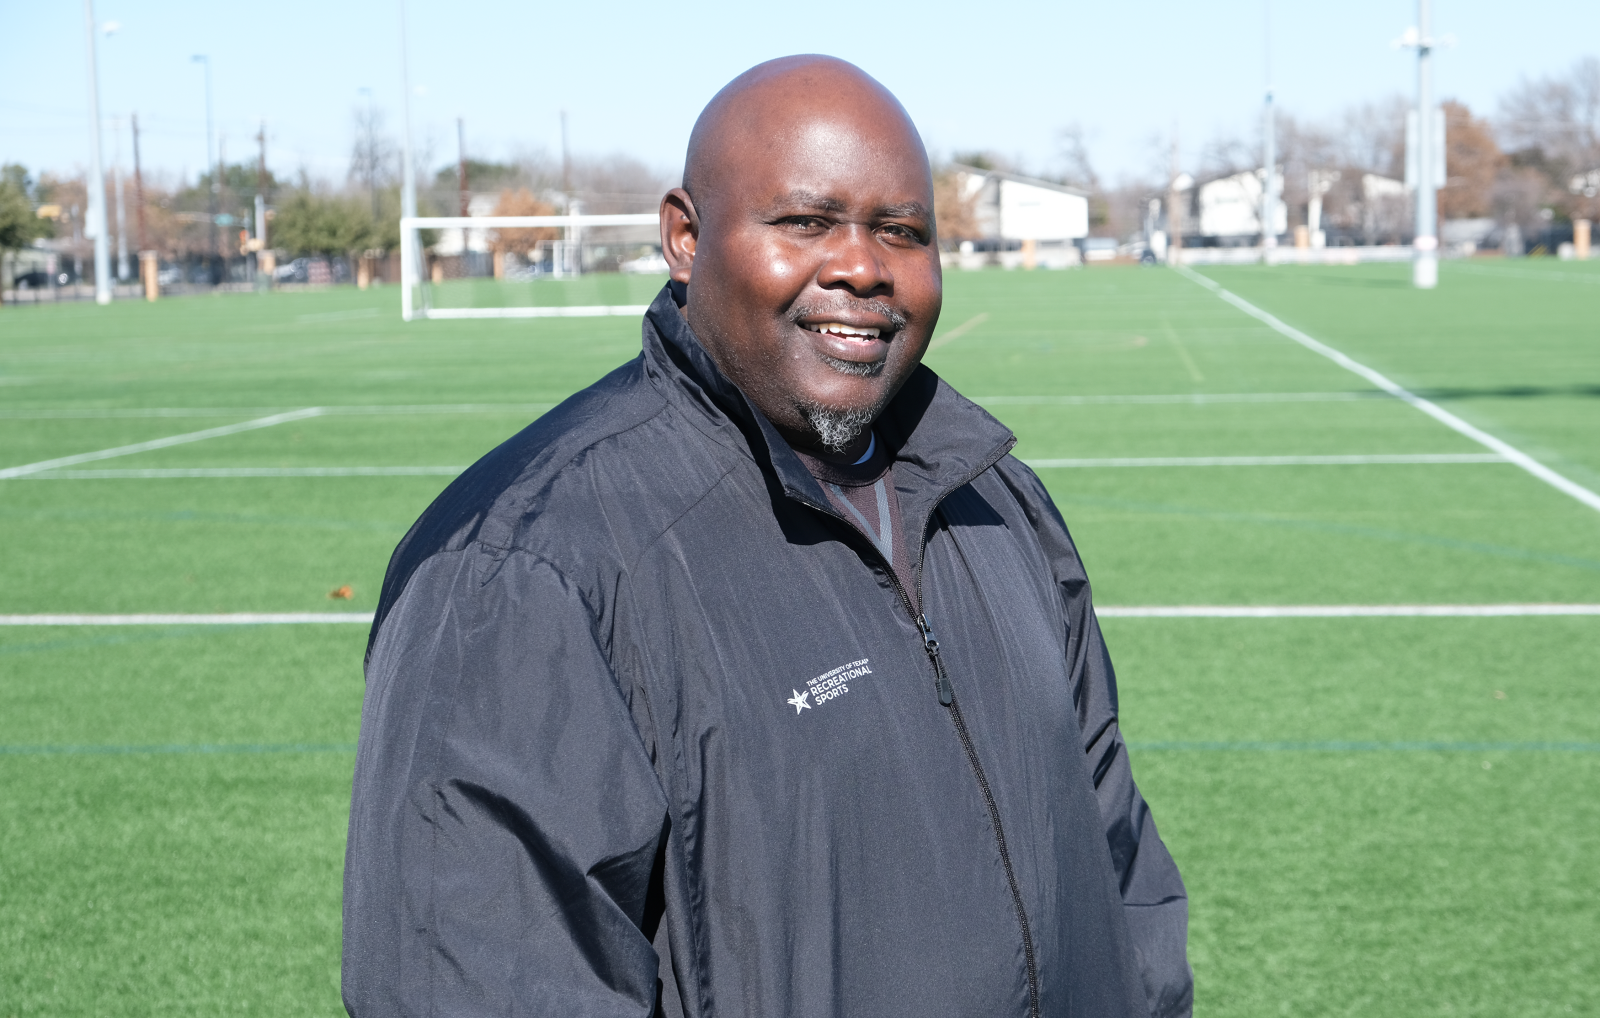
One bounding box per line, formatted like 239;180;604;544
344;56;1191;1018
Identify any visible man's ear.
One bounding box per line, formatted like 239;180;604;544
660;188;698;284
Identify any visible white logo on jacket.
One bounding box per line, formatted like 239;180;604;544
787;658;872;715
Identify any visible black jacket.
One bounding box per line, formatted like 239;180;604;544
344;284;1192;1018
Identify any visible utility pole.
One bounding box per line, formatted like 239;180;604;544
132;112;147;253
1411;0;1438;289
360;87;379;222
1166;129;1184;264
82;0;112;304
192;54;217;275
1260;0;1277;262
114;160;128;282
112;116;128;281
560;110;572;211
457;118;469;217
255;120;268;288
256;120;267;198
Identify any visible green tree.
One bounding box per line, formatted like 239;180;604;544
269;191;380;259
1;165;53;302
1;164;52;250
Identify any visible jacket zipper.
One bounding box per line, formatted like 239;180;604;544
912;608;1041;1018
800;454;1041;1018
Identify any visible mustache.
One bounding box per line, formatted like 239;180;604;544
787;299;908;334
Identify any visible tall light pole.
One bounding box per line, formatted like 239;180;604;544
398;0;417;224
1260;0;1278;262
192;54;217;275
1411;0;1438;289
82;0;112;304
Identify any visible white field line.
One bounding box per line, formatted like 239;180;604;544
423;305;650;319
973;391;1385;406
0;403;553;420
0;408;326;480
1099;604;1600;618
20;455;1505;480
928;312;991;349
0;613;375;625
1025;453;1504;468
21;466;468;479
1174;264;1600;513
2;396;1383;419
5;606;1597;625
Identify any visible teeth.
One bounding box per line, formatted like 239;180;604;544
806;322;881;338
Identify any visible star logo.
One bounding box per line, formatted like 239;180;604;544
787;689;812;714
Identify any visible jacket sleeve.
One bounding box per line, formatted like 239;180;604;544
996;458;1194;1018
343;544;670;1018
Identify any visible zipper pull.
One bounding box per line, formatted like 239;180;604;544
917;615;954;707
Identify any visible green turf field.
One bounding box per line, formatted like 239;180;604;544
2;261;1597;1016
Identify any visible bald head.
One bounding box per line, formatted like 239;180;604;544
683;56;930;223
658;56;942;457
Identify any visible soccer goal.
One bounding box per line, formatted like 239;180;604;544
399;213;664;321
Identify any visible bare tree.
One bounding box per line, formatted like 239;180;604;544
1498;57;1600;219
1054;125;1100;191
1497;57;1600;170
349;105;398;221
490;188;559;253
1439;101;1503;219
1335;96;1408;178
931;164;981;243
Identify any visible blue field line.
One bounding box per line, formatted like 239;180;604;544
1133;740;1600;752
0;742;357;756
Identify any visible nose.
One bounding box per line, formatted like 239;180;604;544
816;224;894;297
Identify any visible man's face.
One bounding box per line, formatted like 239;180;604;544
666;98;942;453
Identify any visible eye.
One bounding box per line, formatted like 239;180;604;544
877;222;925;245
774;215;829;233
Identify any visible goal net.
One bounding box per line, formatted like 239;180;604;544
399;213;665;321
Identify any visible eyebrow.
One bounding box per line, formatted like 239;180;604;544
768;191;930;220
878;201;930;220
771;190;849;214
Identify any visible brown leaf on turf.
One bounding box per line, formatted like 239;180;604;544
329;585;354;600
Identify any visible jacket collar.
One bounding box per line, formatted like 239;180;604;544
642;283;1016;520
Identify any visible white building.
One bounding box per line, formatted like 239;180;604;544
1196;169;1286;240
951;166;1090;242
433;194;497;257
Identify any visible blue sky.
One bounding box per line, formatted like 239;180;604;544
4;0;1597;188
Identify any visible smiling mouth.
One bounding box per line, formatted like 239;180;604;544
802;322;882;340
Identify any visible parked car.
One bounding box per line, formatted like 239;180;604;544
275;257;310;284
13;270;49;289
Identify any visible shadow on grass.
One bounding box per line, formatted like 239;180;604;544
1413;384;1600;401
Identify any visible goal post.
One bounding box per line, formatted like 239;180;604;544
399;213;663;321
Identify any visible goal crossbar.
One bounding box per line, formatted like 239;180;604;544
399;213;661;321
